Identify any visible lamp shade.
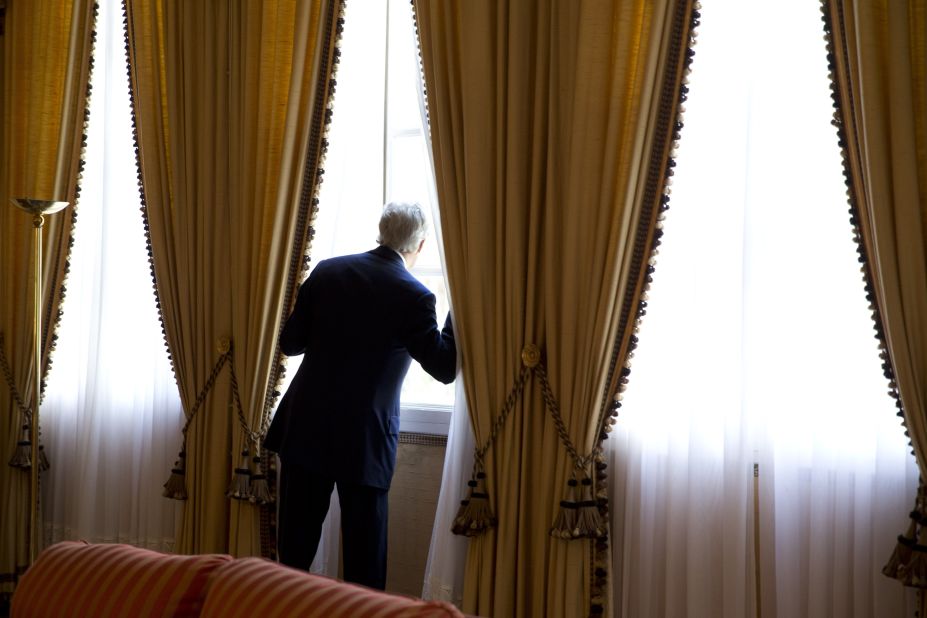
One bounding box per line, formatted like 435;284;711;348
10;198;69;216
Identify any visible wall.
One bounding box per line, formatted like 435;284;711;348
386;435;446;596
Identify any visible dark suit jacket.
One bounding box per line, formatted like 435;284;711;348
264;245;456;489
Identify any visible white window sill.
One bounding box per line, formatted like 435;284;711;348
399;403;451;436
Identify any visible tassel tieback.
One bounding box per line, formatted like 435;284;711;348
452;472;496;536
227;449;253;501
550;479;580;539
248;455;273;505
163;450;188;500
38;445;50;472
9;423;32;469
9;441;31;469
551;477;605;540
226;467;253;500
883;503;927;588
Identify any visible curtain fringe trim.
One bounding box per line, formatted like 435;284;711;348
262;0;346;437
819;0;909;454
585;0;701;615
258;0;345;559
122;0;179;413
42;0;98;425
819;0;920;588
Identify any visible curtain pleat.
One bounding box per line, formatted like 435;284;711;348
824;0;927;595
415;1;695;615
124;0;341;555
0;0;94;592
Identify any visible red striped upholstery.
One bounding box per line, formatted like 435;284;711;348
11;541;233;618
200;557;464;618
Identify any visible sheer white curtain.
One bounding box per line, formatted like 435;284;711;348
421;376;471;604
609;0;919;616
41;0;183;551
415;6;472;607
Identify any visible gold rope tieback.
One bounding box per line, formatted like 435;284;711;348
162;338;232;501
450;343;607;540
160;337;275;505
450;354;532;537
534;361;606;540
1;332;49;472
225;344;274;505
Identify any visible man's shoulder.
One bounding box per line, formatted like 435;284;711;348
312;248;432;296
312;250;375;274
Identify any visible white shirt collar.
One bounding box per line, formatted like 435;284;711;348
388;246;408;269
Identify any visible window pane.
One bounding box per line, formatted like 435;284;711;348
386;0;424;134
400;273;454;408
275;0;454;417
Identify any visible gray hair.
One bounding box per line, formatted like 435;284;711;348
377;202;428;253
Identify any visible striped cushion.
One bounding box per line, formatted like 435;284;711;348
200;558;464;618
11;541;233;618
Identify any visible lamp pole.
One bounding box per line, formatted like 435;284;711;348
10;198;68;564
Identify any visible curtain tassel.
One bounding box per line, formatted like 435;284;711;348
451;471;495;536
884;512;918;580
9;422;32;469
575;477;606;539
162;450;188;500
38;444;50;472
227;449;253;501
249;454;273;505
899;517;927;588
550;478;580;539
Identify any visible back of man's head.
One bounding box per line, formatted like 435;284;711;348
377;202;428;253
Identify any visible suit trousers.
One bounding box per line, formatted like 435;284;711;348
278;460;389;590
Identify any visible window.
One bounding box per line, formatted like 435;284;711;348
283;0;454;434
41;0;182;550
608;0;917;613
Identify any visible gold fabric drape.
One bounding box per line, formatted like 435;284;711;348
415;1;695;615
0;0;94;592
124;0;341;555
824;0;927;590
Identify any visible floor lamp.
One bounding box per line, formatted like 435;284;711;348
10;197;68;564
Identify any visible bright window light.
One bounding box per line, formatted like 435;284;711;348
619;0;912;465
278;0;454;431
609;1;917;613
41;0;183;549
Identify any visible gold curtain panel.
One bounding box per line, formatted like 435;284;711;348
415;0;696;615
824;0;927;594
124;0;342;555
0;0;94;593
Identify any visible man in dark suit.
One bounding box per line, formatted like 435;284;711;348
264;202;457;590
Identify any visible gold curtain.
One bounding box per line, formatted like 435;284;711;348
124;0;342;555
0;0;94;592
823;0;927;591
415;1;695;615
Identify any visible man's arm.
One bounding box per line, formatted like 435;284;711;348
405;293;457;384
280;276;314;356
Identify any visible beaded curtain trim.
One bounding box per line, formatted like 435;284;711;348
0;0;98;589
588;1;700;614
820;0;926;588
259;0;346;560
262;2;347;437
